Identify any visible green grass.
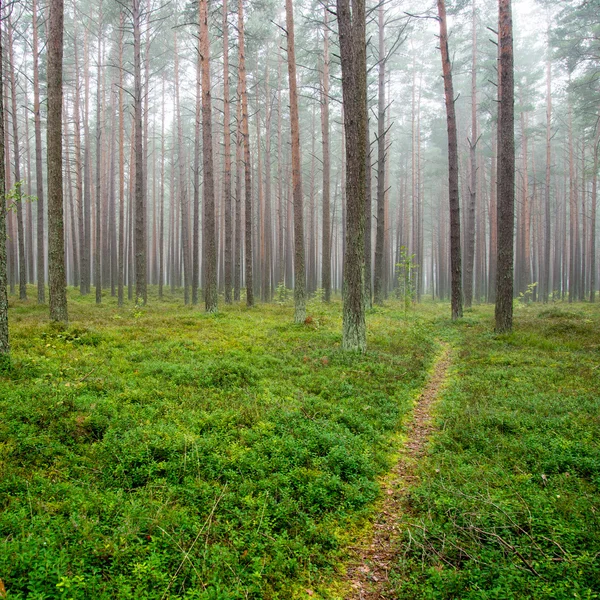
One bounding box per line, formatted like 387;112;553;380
0;287;439;599
391;302;600;599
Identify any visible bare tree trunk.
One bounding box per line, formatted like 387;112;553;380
337;0;367;351
200;0;218;312
464;0;477;308
437;0;463;320
373;1;386;306
223;0;233;304
133;0;146;304
7;20;26;300
95;12;103;305
47;0;68;323
234;95;242;301
264;66;273;302
543;52;551;302
321;9;331;301
590;119;599;302
238;0;253;307
33;0;46;303
192;17;201;305
0;0;8;355
285;0;306;322
495;0;515;332
118;14;125;306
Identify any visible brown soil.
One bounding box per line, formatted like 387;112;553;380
343;344;451;599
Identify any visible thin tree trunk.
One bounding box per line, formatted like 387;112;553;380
543;51;551;302
437;0;463;320
0;0;8;355
321;9;331;301
95;14;103;304
223;0;233;304
285;0;306;322
118;14;125;306
133;0;146;304
238;0;253;307
7;20;26;300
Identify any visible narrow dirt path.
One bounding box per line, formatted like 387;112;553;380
343;343;451;599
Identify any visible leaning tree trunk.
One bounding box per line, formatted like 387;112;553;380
285;0;306;323
337;0;367;351
437;0;463;320
0;0;8;355
47;0;68;323
200;0;218;313
495;0;515;332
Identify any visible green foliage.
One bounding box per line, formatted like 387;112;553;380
389;303;600;599
0;288;437;599
395;247;419;317
275;281;292;306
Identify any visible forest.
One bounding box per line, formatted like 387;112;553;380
0;0;599;597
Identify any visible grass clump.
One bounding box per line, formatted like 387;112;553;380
0;287;438;599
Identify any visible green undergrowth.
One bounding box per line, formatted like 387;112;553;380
391;303;600;599
0;287;439;599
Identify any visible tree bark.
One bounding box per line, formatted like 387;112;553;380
223;0;233;304
495;0;515;332
47;0;68;323
0;0;8;355
285;0;306;322
200;0;218;312
437;0;463;320
337;0;367;351
321;9;331;302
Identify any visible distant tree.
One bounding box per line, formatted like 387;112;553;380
495;0;515;332
337;0;367;351
47;0;68;323
0;0;8;355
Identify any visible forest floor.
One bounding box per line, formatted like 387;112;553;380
0;289;599;599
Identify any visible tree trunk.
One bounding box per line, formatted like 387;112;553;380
495;0;515;332
590;119;599;302
7;19;27;300
223;0;233;304
238;0;253;307
543;53;551;302
47;0;68;323
437;0;463;320
285;0;306;322
133;0;146;304
337;0;367;351
33;0;46;303
200;0;218;312
95;14;103;305
373;1;386;306
321;9;331;302
118;14;125;306
0;0;8;355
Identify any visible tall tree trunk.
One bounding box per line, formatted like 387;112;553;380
118;14;125;306
223;0;233;304
0;0;8;355
590;119;599;302
133;0;146;304
7;20;26;300
238;0;253;307
337;0;367;351
464;0;477;308
321;9;331;301
373;1;386;306
495;0;515;332
33;0;46;303
192;16;201;305
200;0;218;312
543;52;551;302
286;0;306;322
234;95;242;301
264;66;273;302
47;0;68;323
437;0;463;320
95;13;103;305
83;28;92;295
